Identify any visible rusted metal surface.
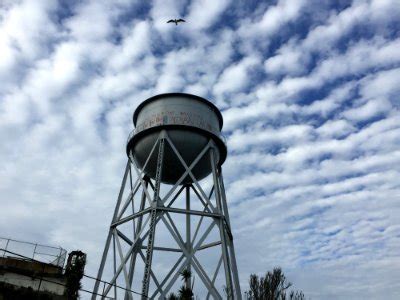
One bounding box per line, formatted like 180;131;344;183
126;93;227;184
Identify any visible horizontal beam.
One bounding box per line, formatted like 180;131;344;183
111;208;151;227
140;246;182;253
197;241;221;251
115;221;182;254
157;206;222;218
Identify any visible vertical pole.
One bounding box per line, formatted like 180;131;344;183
3;239;10;257
142;136;165;299
55;248;60;267
219;168;242;299
129;164;135;236
92;160;130;299
57;248;62;267
37;262;45;293
32;243;37;259
102;281;106;297
185;185;192;289
126;163;135;300
125;178;148;300
210;146;234;299
113;235;117;300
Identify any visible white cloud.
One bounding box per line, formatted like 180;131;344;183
150;0;185;32
313;38;400;82
316;119;356;139
107;20;152;71
228;124;313;152
238;0;306;38
359;68;400;105
264;41;307;76
342;98;392;122
0;1;57;59
0;1;58;91
186;0;231;30
302;82;356;118
64;1;113;42
213;55;259;96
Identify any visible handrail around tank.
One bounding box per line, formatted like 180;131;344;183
126;127;227;149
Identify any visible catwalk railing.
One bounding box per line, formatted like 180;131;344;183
127;128;227;147
0;237;67;268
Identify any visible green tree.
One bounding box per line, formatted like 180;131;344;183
245;267;305;300
289;291;305;300
167;293;179;300
167;269;194;300
64;250;86;300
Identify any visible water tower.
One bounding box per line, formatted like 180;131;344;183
92;93;242;299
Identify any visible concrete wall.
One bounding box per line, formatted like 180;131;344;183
0;271;66;296
0;256;67;297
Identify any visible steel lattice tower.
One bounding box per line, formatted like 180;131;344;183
92;93;242;299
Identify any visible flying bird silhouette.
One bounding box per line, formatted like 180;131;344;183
167;18;186;25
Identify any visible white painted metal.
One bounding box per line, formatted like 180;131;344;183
127;93;227;184
93;94;241;299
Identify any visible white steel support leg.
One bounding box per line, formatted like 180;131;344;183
142;136;165;299
185;185;192;289
102;214;152;297
113;234;117;300
92;161;130;300
125;180;148;300
210;146;234;299
218;169;242;299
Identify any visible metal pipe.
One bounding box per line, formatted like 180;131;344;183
185;185;192;290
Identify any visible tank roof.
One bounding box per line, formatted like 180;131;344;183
133;93;224;129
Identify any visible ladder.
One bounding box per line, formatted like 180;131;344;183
141;139;164;298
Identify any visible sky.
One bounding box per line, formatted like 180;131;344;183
0;0;400;299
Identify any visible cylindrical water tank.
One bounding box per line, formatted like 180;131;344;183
126;93;227;184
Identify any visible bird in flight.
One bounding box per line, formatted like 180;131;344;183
167;19;186;25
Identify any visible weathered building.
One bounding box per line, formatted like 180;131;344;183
0;238;85;300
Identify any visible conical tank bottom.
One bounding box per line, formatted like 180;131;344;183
132;129;220;185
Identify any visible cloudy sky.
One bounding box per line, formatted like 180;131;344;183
1;0;400;299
